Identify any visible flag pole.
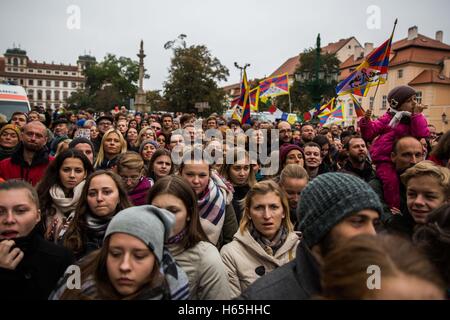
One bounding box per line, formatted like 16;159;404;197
371;18;398;110
288;85;293;114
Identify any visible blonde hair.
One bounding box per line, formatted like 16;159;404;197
94;128;127;168
401;161;450;198
279;164;309;185
137;127;156;146
117;151;145;175
240;180;293;234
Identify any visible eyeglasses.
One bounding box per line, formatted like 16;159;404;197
121;176;141;183
151;126;161;131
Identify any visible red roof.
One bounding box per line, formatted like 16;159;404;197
393;34;450;51
322;37;354;54
270;56;299;77
409;69;450;85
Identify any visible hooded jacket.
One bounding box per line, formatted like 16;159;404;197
220;228;300;297
128;177;153;206
0;143;54;186
358;111;429;163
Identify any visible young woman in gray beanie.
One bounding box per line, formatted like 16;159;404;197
51;205;190;300
148;175;232;300
358;85;429;212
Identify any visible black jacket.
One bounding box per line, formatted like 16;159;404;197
237;241;321;300
340;159;376;182
0;231;74;300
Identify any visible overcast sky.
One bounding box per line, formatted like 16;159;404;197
1;0;449;91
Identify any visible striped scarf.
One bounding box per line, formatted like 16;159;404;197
197;173;229;245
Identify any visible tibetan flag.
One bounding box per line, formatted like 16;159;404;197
303;107;316;121
350;94;365;118
317;98;335;116
323;103;345;126
336;29;394;97
318;109;331;125
239;70;251;125
249;87;260;112
259;73;289;101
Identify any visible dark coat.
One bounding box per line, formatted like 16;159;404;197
340;159;376;182
0;231;74;300
237;241;321;300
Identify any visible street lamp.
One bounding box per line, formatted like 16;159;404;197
234;62;251;83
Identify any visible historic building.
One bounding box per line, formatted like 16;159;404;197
0;47;95;109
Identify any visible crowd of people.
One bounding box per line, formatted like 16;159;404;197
0;85;449;300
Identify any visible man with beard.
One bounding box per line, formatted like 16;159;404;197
0;121;53;186
298;123;316;147
340;135;375;182
369;136;424;225
278;121;293;145
238;172;383;300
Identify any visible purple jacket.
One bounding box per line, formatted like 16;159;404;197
128;177;153;206
358;112;429;162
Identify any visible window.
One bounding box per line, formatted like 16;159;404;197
72;72;76;76
37;80;43;86
46;70;51;74
38;69;42;73
55;71;60;75
20;79;24;85
62;91;68;100
416;91;422;104
382;95;387;110
370;97;374;109
28;79;34;85
28;89;34;100
63;71;68;75
6;68;10;71
55;81;59;87
29;69;33;73
37;90;43;100
398;69;403;79
348;103;353;116
54;91;60;101
46;90;52;101
13;58;18;66
46;80;51;87
72;82;76;88
63;81;68;88
7;58;11;64
13;68;18;72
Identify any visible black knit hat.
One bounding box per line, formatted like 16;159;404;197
388;85;416;110
298;172;383;247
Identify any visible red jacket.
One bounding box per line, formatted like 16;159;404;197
0;145;54;186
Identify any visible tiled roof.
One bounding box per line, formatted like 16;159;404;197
409;69;450;85
393;34;450;51
270;56;299;77
322;37;354;54
27;62;78;72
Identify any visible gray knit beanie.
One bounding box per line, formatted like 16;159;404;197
298;172;383;248
388;85;416;109
139;139;160;154
104;205;175;263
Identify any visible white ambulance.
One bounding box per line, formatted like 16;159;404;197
0;83;31;120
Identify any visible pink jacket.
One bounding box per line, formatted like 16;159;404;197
358;112;429;162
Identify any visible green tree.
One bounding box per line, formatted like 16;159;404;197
68;54;148;111
146;90;168;111
163;35;229;114
289;46;340;114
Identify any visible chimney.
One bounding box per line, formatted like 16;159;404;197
353;45;363;60
436;30;443;42
408;26;418;40
364;43;374;56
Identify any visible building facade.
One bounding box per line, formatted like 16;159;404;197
0;48;95;110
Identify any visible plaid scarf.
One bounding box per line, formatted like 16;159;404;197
249;222;288;255
197;173;229;245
